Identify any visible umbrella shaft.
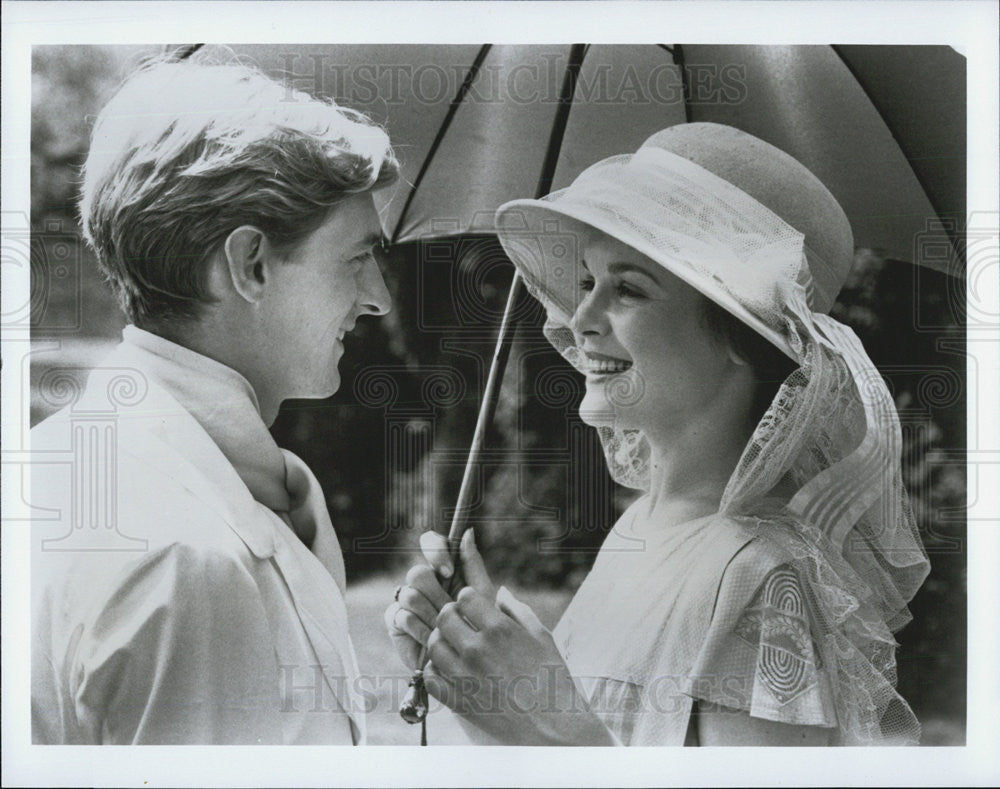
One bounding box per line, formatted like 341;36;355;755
415;270;525;670
447;270;524;542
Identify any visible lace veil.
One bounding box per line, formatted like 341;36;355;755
495;124;931;744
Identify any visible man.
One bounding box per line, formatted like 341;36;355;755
31;56;396;744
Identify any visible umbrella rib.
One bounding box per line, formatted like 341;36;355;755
173;44;204;61
390;44;494;245
667;43;694;124
534;43;589;199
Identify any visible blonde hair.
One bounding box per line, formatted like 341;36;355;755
80;54;398;327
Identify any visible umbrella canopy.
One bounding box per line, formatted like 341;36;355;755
224;43;964;271
680;44;965;269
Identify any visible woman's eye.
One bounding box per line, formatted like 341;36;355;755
579;277;595;292
617;282;644;299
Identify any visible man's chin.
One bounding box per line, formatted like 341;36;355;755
295;374;341;401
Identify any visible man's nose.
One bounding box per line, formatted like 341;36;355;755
357;257;391;316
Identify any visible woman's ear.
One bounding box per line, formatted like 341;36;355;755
223;225;269;304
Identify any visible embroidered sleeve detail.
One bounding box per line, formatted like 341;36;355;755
734;565;822;706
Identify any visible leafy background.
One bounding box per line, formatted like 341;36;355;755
28;45;966;744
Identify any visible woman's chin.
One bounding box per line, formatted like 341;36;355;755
578;386;618;428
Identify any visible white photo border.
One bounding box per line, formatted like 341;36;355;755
3;1;998;786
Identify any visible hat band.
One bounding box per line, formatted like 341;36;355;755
628;146;826;311
548;144;814;333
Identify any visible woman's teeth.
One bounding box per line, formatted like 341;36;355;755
586;359;632;374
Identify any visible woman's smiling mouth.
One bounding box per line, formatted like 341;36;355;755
583;350;633;376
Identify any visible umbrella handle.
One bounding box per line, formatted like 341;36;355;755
399;271;525;735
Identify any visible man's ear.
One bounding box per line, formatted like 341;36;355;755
223;225;270;304
727;346;750;367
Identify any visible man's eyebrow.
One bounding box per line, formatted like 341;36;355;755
607;261;664;286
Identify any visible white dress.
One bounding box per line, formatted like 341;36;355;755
554;499;838;746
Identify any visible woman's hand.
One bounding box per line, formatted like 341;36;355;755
384;530;495;671
424;583;617;746
385;531;615;745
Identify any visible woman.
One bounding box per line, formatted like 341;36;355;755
385;123;929;746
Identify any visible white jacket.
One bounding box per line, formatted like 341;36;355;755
31;332;364;744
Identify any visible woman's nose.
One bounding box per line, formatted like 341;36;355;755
569;287;608;338
358;257;391;316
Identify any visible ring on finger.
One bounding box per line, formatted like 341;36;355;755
391;604;408;634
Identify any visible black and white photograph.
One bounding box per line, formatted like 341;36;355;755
2;1;998;786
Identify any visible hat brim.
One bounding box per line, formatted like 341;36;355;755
496;198;797;362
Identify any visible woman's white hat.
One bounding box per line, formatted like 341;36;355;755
495;122;855;360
